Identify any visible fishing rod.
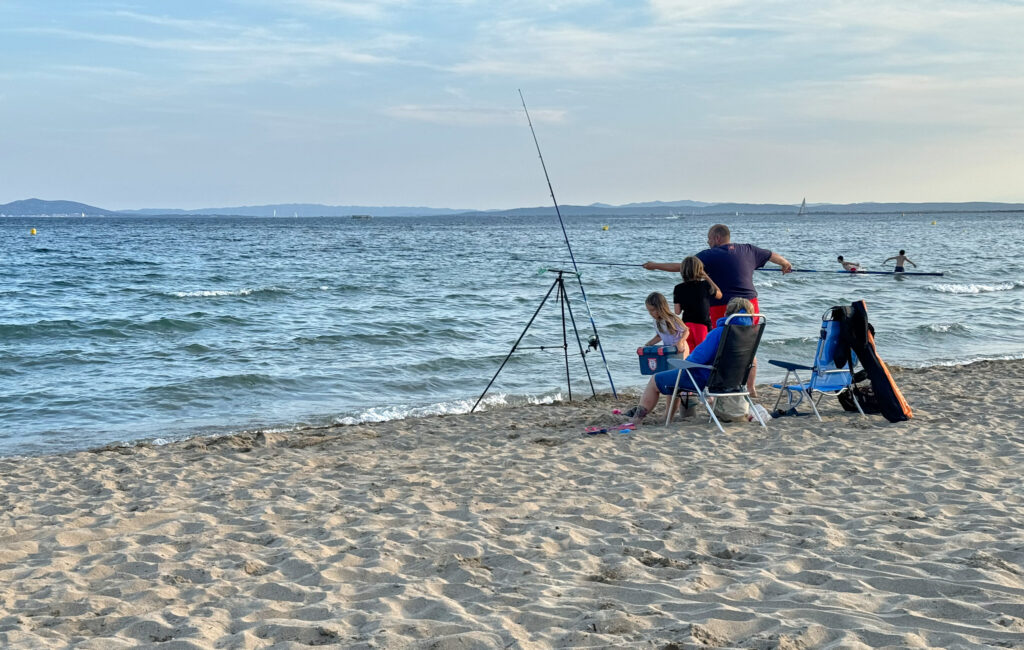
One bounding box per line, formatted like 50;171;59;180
513;259;944;276
514;258;642;268
756;268;944;277
519;89;617;398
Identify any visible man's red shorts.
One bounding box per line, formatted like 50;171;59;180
708;297;759;329
684;322;708;351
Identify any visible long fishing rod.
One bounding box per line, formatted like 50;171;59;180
514;258;642;268
519;89;617;398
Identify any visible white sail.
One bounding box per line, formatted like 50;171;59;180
797;198;806;216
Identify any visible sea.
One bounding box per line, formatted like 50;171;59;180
1;211;1022;457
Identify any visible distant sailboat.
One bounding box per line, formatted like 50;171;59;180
797;198;806;216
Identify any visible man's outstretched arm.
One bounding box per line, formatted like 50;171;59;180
643;261;682;272
769;252;793;274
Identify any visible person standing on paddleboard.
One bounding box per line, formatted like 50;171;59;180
883;250;917;273
643;224;793;397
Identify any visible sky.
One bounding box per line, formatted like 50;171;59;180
2;0;1023;210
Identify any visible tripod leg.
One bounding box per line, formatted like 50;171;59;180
559;278;572;401
471;277;559;413
560;278;597;398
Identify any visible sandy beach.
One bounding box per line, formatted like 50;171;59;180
2;360;1023;649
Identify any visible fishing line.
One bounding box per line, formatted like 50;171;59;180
519;89;617;398
511;259;943;276
514;258;643;268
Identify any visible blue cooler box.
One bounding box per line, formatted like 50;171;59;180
637;345;679;375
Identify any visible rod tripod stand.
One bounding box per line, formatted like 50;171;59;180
471;269;596;412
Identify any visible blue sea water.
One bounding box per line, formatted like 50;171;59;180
1;212;1022;456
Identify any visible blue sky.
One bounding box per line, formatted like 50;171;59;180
2;0;1022;209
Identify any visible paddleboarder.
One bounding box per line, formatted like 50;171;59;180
883;250;917;273
837;256;861;272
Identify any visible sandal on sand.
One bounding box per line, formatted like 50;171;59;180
583;426;608;436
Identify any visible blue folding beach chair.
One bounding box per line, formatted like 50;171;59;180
769;308;865;420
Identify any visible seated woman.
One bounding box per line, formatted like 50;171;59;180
630;297;754;426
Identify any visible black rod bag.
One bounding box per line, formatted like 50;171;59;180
832;300;912;423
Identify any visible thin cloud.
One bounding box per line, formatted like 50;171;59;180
450;21;670;79
282;0;411;21
382;104;566;126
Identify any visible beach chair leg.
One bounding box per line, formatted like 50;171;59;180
666;369;684;426
772;370;792;413
663;393;681;423
807;388;823;421
699;389;725;433
745;395;767;428
849;384;866;415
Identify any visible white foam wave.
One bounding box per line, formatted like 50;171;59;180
333;392;565;426
929;282;1021;294
173;289;255;298
170;286;287;298
923;323;966;333
899;352;1024;368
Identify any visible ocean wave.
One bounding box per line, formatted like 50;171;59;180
333;391;565;425
0;316;208;341
167;286;289;298
928;281;1022;294
913;322;970;334
758;335;820;347
100;258;161;267
898;352;1024;368
0;319;79;339
143;373;301;400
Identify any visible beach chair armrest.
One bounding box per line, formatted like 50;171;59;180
768;360;812;371
667;359;712;371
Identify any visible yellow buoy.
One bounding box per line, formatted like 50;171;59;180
30;228;37;235
931;220;936;225
601;225;609;231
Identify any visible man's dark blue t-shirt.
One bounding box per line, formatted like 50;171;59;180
696;243;772;306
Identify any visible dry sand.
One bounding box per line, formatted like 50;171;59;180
1;360;1023;649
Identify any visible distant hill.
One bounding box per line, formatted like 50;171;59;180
462;200;1024;217
0;198;118;216
120;203;469;217
3;197;1023;218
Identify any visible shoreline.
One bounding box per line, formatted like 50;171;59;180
2;360;1023;647
4;356;1022;462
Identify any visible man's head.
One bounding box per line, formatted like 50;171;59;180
707;224;730;247
899;249;906;255
837;255;844;262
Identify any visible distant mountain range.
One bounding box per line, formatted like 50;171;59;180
2;197;1023;218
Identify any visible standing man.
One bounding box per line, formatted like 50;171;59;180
643;224;793;396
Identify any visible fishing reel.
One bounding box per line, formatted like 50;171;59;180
587;334;600;353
